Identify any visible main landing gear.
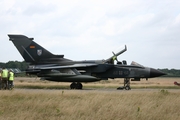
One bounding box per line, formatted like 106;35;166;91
70;82;83;89
117;78;131;90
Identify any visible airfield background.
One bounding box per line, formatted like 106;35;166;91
0;61;180;77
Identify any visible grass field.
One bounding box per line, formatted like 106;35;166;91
0;77;180;120
13;77;180;89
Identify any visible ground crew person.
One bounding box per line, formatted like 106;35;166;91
111;56;117;64
0;70;2;90
8;70;14;90
1;67;8;89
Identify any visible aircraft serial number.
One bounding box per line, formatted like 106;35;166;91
113;71;129;75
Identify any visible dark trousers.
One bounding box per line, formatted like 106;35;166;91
0;79;2;89
2;78;8;89
8;80;14;89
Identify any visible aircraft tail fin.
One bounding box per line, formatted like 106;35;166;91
8;34;64;63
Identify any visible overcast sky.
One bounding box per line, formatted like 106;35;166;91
1;0;180;69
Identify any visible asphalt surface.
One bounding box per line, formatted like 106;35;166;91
7;88;180;93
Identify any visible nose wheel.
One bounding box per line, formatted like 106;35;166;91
117;78;131;90
70;82;83;89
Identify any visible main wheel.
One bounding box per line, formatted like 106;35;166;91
76;82;83;89
70;82;76;89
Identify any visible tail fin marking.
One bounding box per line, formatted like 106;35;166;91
8;34;64;63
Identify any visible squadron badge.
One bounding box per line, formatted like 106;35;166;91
37;49;42;56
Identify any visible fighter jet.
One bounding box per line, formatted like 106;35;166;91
8;34;166;90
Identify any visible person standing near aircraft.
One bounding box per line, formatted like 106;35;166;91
0;70;2;90
1;67;8;89
8;70;14;89
112;56;117;64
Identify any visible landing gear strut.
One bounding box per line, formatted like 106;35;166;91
117;78;131;90
124;78;131;90
70;82;83;89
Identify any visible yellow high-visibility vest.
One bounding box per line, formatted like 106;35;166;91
112;56;117;61
2;69;8;78
9;72;14;81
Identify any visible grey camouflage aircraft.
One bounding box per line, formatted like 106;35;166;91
8;34;166;90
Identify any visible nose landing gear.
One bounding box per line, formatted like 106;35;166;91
117;78;131;90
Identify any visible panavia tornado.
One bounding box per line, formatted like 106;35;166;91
8;34;166;90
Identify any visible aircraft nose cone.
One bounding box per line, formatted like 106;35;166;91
150;68;166;78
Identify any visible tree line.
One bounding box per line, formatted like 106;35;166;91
158;69;180;77
0;61;28;71
0;61;180;77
